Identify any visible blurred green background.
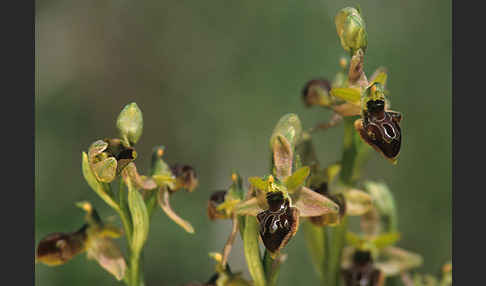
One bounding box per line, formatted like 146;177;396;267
35;0;451;285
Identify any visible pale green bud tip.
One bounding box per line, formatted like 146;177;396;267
270;113;303;150
335;7;368;53
116;102;143;145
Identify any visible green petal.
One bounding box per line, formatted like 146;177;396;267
91;158;117;183
330;88;361;105
234;197;264;216
248;177;267;192
372;232;401;250
81;152;119;212
284;166;310;192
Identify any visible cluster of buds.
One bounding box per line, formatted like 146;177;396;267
301;6;403;164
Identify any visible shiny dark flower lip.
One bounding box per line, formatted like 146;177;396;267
36;225;87;266
256;192;299;254
355;99;402;162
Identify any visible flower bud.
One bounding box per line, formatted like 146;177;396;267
335;7;368;53
36;225;87;266
116;102;143;145
256;191;299;254
302;79;333;107
170;164;198;192
207;190;229;220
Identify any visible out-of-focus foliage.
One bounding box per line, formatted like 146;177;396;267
35;0;451;285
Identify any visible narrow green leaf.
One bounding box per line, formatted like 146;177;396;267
330;88;361;105
127;181;149;255
243;216;266;286
81;152;119;212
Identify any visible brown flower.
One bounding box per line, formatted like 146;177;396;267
207;190;229;220
355;99;402;162
256;191;299;254
342;250;384;286
36;225;87;266
170;164;198;192
302;79;333;107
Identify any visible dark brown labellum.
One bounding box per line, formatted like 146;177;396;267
207;190;228;220
357;100;402;161
104;138;137;173
36;225;87;266
302;79;332;107
256;192;299;254
342;250;384;286
171;164;198;192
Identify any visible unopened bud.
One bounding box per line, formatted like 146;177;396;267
335;7;368;54
116;102;143;145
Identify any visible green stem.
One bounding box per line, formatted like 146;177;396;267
323;117;368;286
302;220;325;280
130;251;141;286
243;216;266;286
326;216;348;286
263;250;281;286
118;180;133;244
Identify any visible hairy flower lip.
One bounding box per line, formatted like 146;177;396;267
355;109;402;162
257;192;300;254
36;226;87;266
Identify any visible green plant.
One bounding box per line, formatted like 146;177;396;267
36;6;451;286
36;103;198;286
